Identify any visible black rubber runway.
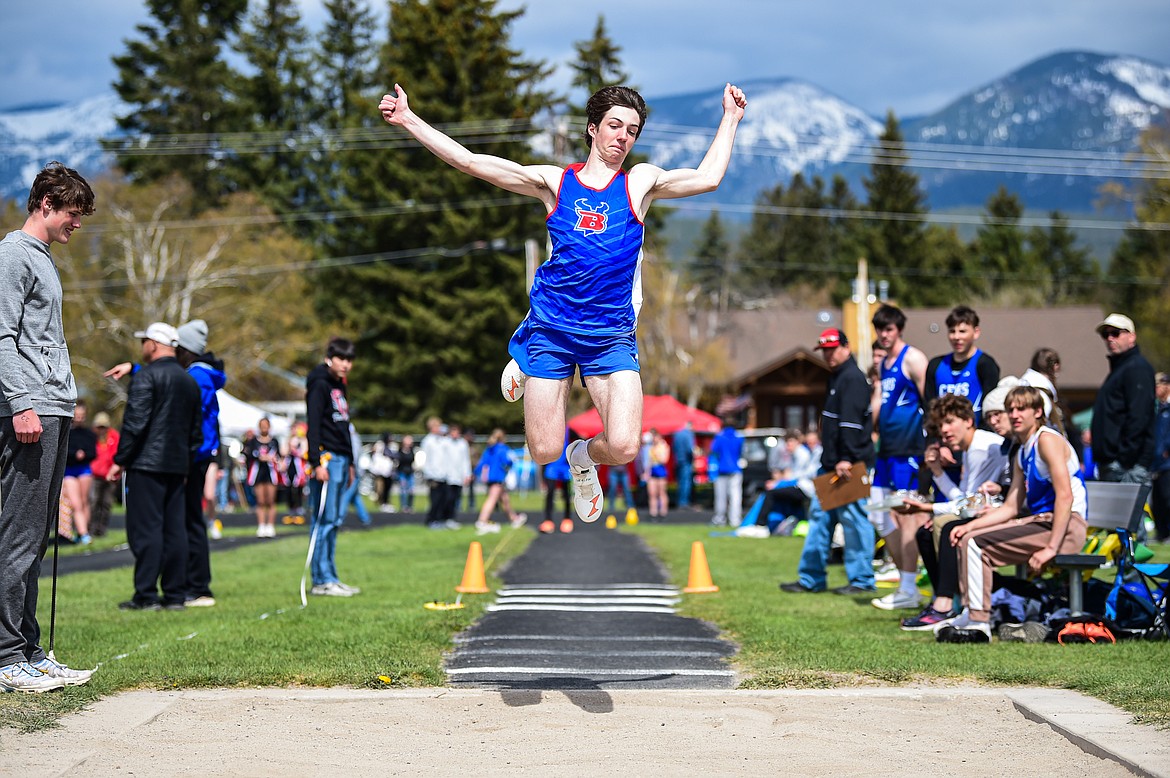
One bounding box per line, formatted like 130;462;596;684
446;520;738;690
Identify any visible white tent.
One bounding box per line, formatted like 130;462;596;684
216;390;293;439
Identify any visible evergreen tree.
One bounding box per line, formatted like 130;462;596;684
569;15;630;111
861;111;933;305
825;174;867;303
230;0;317;217
314;0;555;430
688;210;733;314
564;15;668;238
1027;211;1097;303
108;0;248;208
317;0;381;125
738;173;842;298
309;0;382;251
1109;125;1170;365
972;185;1027;294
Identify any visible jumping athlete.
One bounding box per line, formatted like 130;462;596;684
380;81;747;522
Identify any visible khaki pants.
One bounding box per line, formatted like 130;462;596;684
957;512;1086;622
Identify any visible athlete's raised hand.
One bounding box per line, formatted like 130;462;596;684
723;83;747;121
379;84;411;126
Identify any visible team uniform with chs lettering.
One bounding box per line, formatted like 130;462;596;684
874;345;924;490
926;349;999;427
508;163;645;379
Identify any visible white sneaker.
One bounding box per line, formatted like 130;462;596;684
566;439;604;523
475;522;501;535
873;561;900;583
510;513;528;529
256;526;267;538
31;656;93;687
334;582;362;595
0;661;66;692
184;596;217;607
310;583;353;597
871;589;923;611
500;359;527;403
934;607;970;635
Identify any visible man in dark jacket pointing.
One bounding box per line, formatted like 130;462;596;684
108;322;202;611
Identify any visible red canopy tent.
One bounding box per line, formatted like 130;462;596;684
568;395;723;438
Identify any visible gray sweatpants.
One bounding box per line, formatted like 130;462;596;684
0;415;70;666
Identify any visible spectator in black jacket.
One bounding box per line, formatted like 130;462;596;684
781;328;876;594
107;323;202;611
1091;313;1155;485
305;337;360;597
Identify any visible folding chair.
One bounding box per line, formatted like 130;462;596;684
1053;481;1151;616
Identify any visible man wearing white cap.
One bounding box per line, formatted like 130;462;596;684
107;323;202;610
1090;313;1155;485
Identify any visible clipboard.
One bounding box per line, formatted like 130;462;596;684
813;463;871;511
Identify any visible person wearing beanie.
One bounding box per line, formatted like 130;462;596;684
175;320;225;607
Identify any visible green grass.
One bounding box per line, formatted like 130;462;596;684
0;524;531;732
633;524;1170;728
7;520;1169;733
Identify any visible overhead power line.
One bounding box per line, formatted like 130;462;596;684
10;115;1168;179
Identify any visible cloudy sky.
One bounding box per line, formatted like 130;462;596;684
3;0;1167;115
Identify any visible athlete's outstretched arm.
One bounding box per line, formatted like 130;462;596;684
379;84;560;206
638;83;747;203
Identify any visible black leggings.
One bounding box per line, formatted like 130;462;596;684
545;479;570;522
916;516;974;599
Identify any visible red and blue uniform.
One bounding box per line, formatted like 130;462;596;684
509;164;645;379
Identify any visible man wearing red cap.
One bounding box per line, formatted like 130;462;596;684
781;328;876;594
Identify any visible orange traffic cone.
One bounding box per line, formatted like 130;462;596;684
455;541;490;593
682;541;719;593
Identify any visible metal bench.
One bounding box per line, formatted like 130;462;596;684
1054;481;1151;615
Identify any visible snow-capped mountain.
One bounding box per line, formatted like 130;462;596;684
902;51;1170;209
0;94;124;201
644;77;882;189
1;51;1167;214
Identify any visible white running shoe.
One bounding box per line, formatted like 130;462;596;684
475;521;502;535
934;607;970;635
335;582;362;595
566;439;604;523
32;656;94;686
500;359;527;403
871;589;923;611
310;583;353;597
510;512;528;529
0;661;66;692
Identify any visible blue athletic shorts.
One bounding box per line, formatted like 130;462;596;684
508;318;639;381
874;456;919;491
64;463;92;479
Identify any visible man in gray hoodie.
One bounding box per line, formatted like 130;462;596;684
0;161;96;691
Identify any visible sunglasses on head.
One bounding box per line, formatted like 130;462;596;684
1099;328;1124;339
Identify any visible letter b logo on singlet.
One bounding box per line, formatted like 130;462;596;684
574;198;609;234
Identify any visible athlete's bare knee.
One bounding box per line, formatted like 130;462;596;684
528;437;563;465
605;435;641;465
